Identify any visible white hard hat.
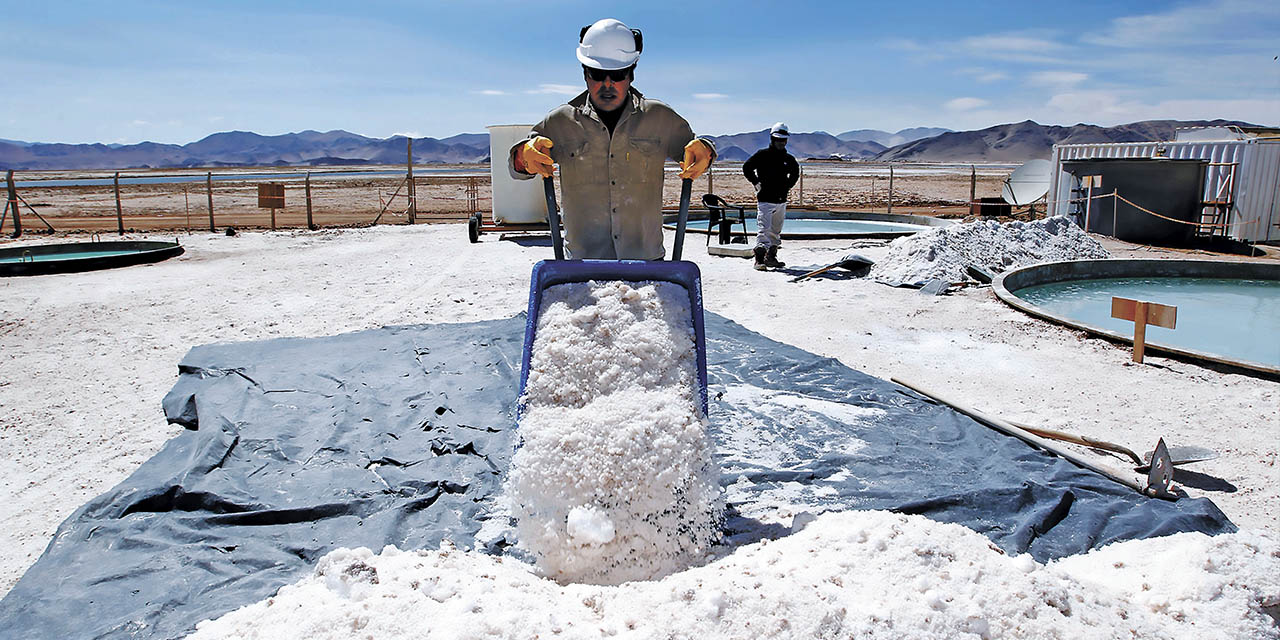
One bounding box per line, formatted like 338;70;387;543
770;122;790;138
577;18;642;70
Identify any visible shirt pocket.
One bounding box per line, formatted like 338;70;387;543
627;137;663;182
559;138;592;175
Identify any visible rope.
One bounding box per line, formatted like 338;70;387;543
1112;192;1263;229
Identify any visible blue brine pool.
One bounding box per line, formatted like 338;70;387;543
1015;277;1280;368
0;249;143;263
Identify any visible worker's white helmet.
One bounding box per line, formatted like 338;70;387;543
577;18;642;70
770;122;790;139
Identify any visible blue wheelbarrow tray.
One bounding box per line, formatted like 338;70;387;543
518;258;710;417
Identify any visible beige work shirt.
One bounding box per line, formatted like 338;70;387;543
509;88;714;260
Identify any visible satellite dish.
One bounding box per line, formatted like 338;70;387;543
1001;159;1052;206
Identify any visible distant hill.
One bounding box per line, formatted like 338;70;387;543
874;119;1261;162
836;127;950;147
708;130;885;162
0;130;493;170
0;119;1269;170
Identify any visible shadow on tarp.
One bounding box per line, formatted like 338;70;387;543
0;314;1232;639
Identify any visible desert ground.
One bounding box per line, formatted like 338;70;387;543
1;164;1277;636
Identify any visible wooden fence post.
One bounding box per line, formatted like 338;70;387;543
114;172;125;235
206;172;215;232
969;165;976;206
5;170;20;237
798;165;803;205
407;139;416;224
887;163;894;214
305;172;315;230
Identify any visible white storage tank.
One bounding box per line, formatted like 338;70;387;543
487;124;549;224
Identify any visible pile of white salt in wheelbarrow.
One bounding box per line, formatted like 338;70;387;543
870;215;1110;287
506;279;723;585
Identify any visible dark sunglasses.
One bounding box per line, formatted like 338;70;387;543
585;66;633;82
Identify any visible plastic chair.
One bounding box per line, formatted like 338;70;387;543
700;193;748;245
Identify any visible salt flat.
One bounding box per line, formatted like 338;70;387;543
0;222;1276;635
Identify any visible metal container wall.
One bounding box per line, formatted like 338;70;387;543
1060;159;1205;244
1049;140;1280;242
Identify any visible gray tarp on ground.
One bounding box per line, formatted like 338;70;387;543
0;314;1232;639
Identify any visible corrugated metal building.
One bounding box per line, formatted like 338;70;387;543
1048;130;1280;243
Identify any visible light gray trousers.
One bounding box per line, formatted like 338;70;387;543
755;202;786;249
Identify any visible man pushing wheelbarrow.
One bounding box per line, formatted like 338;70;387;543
508;17;715;260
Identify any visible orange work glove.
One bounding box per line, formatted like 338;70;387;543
515;136;555;178
679;138;713;180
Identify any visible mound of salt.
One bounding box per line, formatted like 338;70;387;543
507;280;722;585
188;510;1280;639
870;216;1110;287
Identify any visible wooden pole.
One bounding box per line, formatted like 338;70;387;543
887;163;894;214
206;172;215;232
1084;180;1093;232
798;165;803;205
1112;188;1118;239
1132;301;1148;363
707;168;713;197
406;138;416;224
305;172;315;230
969;165;976;206
6;170;21;237
114;172;125;235
184;185;191;233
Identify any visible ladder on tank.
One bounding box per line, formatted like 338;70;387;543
1196;162;1238;238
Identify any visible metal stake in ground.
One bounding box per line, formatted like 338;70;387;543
1111;296;1177;363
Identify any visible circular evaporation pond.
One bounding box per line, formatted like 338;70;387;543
996;260;1280;374
671;217;930;239
0;241;184;276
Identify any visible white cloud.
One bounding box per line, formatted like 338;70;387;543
960;34;1062;54
209;116;225;123
1028;71;1088;87
394;131;422;138
131;119;149;126
883;38;925;52
526;84;580;96
957;67;1008;83
693;93;728;100
945;97;989;111
1082;0;1278;48
476;89;507;96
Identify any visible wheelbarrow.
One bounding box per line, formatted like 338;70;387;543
518;177;709;416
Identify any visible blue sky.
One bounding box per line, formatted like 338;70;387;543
3;0;1276;144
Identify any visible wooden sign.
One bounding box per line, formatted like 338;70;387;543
257;183;285;209
1111;296;1177;363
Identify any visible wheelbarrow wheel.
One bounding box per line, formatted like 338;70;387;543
468;213;481;243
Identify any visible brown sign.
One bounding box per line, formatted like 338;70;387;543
257;183;285;209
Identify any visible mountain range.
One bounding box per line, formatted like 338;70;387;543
0;120;1262;170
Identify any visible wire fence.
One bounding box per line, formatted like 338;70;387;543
2;162;1023;236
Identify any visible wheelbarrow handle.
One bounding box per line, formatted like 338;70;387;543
672;178;692;261
543;176;564;260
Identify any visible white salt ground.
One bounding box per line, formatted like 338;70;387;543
507;281;723;585
187;510;1280;640
870;216;1110;286
2;223;1277;636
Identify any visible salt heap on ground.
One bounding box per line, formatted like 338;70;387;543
870;216;1109;287
188;510;1280;639
506;280;723;585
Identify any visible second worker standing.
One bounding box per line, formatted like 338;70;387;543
743;122;800;270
